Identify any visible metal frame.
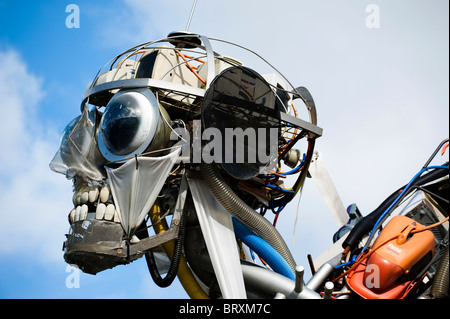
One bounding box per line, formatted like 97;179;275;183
81;34;323;140
82;78;206;107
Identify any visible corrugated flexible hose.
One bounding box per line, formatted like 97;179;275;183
431;246;449;299
201;162;297;271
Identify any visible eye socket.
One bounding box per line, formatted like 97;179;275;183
98;89;162;162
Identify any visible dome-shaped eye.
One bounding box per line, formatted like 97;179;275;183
98;89;163;162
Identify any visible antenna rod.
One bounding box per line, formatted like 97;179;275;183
185;0;198;32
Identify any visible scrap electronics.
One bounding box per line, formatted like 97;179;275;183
50;32;449;299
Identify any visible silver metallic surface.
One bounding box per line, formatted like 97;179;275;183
199;35;216;91
241;264;321;299
306;258;339;291
294;265;305;293
83;78;206;107
323;281;334;299
98;88;157;161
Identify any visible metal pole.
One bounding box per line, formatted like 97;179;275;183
323;281;334;299
305;262;335;291
185;0;198;32
294;265;305;293
241;264;321;299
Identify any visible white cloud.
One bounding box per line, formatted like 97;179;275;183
0;50;43;174
0;49;73;264
89;0;191;49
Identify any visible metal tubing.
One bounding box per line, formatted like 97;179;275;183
305;263;333;291
323;281;334;299
305;258;339;291
201;163;297;271
241;264;321;299
294;265;305;293
185;0;198;32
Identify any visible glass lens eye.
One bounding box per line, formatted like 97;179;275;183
98;89;160;162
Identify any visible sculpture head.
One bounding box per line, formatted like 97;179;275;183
49;33;322;296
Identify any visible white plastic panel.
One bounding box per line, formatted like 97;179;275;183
187;176;247;299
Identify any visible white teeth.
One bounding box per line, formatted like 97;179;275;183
113;208;121;223
80;188;89;204
73;186;90;205
73;191;81;206
80;204;88;220
96;203;106;220
73;204;88;222
104;204;115;220
75;206;81;222
69;186;121;224
94;203;121;222
88;187;99;203
99;186;110;203
69;208;76;224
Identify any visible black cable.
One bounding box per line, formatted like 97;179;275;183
412;185;449;205
273;137;315;208
145;208;186;288
422;138;449;169
343;163;449;251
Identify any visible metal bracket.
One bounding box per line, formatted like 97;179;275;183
281;86;323;138
280;112;323;138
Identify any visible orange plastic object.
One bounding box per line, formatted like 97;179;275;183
347;215;435;299
441;141;449;155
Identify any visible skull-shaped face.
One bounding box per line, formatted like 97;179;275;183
49;33;321;297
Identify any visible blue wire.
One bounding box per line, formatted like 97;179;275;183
264;183;295;193
267;198;285;214
335;261;352;269
360;165;449;255
249;248;256;262
264;153;306;179
283;162;304;176
276;205;285;214
281;153;307;176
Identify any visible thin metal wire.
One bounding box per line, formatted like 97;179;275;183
208;37;300;99
185;0;198;32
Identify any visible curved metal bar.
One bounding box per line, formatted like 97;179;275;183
199;35;216;90
82;78;206;106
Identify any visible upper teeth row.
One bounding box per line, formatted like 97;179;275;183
73;185;111;206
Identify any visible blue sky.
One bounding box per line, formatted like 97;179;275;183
0;0;448;299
